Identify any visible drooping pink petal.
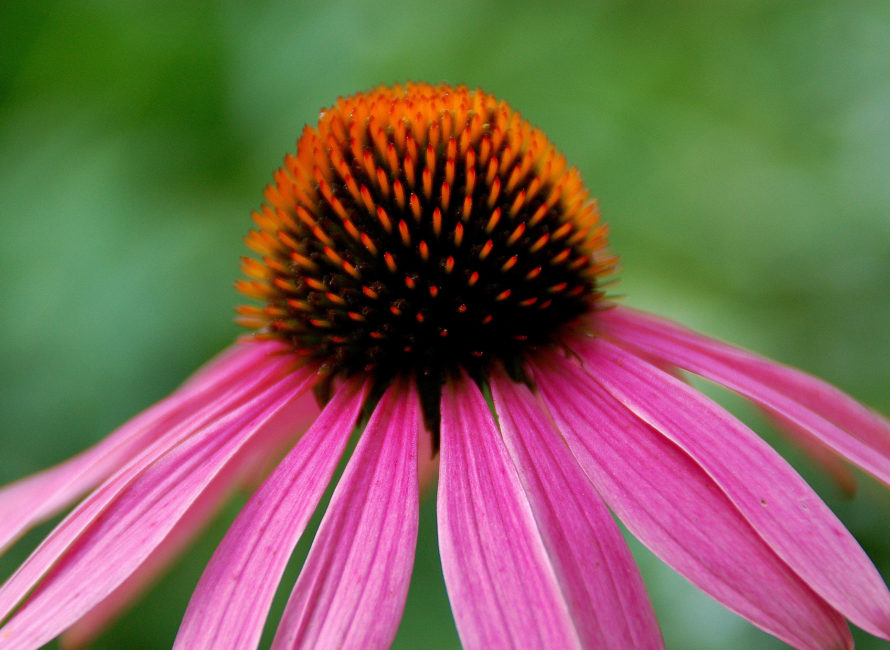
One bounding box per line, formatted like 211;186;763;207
573;336;890;640
62;373;320;650
178;337;287;391
0;365;317;650
0;340;287;555
437;372;582;650
173;378;366;650
595;306;890;487
760;410;859;497
271;379;420;650
0;350;297;633
60;483;226;650
0;349;297;619
233;388;322;493
490;371;664;650
532;354;853;650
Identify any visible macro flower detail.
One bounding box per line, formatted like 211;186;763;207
1;82;889;649
235;85;611;435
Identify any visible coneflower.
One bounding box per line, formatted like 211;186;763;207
1;83;888;649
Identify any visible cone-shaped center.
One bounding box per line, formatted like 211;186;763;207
237;84;614;425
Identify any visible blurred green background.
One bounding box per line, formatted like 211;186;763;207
2;1;889;648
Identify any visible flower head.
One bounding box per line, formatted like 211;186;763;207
1;83;890;650
235;83;614;433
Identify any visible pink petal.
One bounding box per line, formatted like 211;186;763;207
0;349;297;618
63;372;319;649
437;373;582;650
573;336;890;640
173;378;366;650
0;340;286;555
271;379;420;649
532;354;853;650
233;388;322;493
60;479;228;650
178;337;286;391
0;365;316;650
490;371;664;650
595;306;890;487
760;410;859;497
0;351;297;628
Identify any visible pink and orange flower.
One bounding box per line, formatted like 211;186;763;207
1;84;888;649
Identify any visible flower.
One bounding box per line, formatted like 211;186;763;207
1;82;889;649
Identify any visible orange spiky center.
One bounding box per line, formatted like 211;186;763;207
237;83;615;430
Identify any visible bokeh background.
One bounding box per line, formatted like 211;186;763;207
2;1;889;648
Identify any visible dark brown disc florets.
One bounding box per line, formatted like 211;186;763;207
237;83;615;432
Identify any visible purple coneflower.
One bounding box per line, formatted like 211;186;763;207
1;83;889;650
